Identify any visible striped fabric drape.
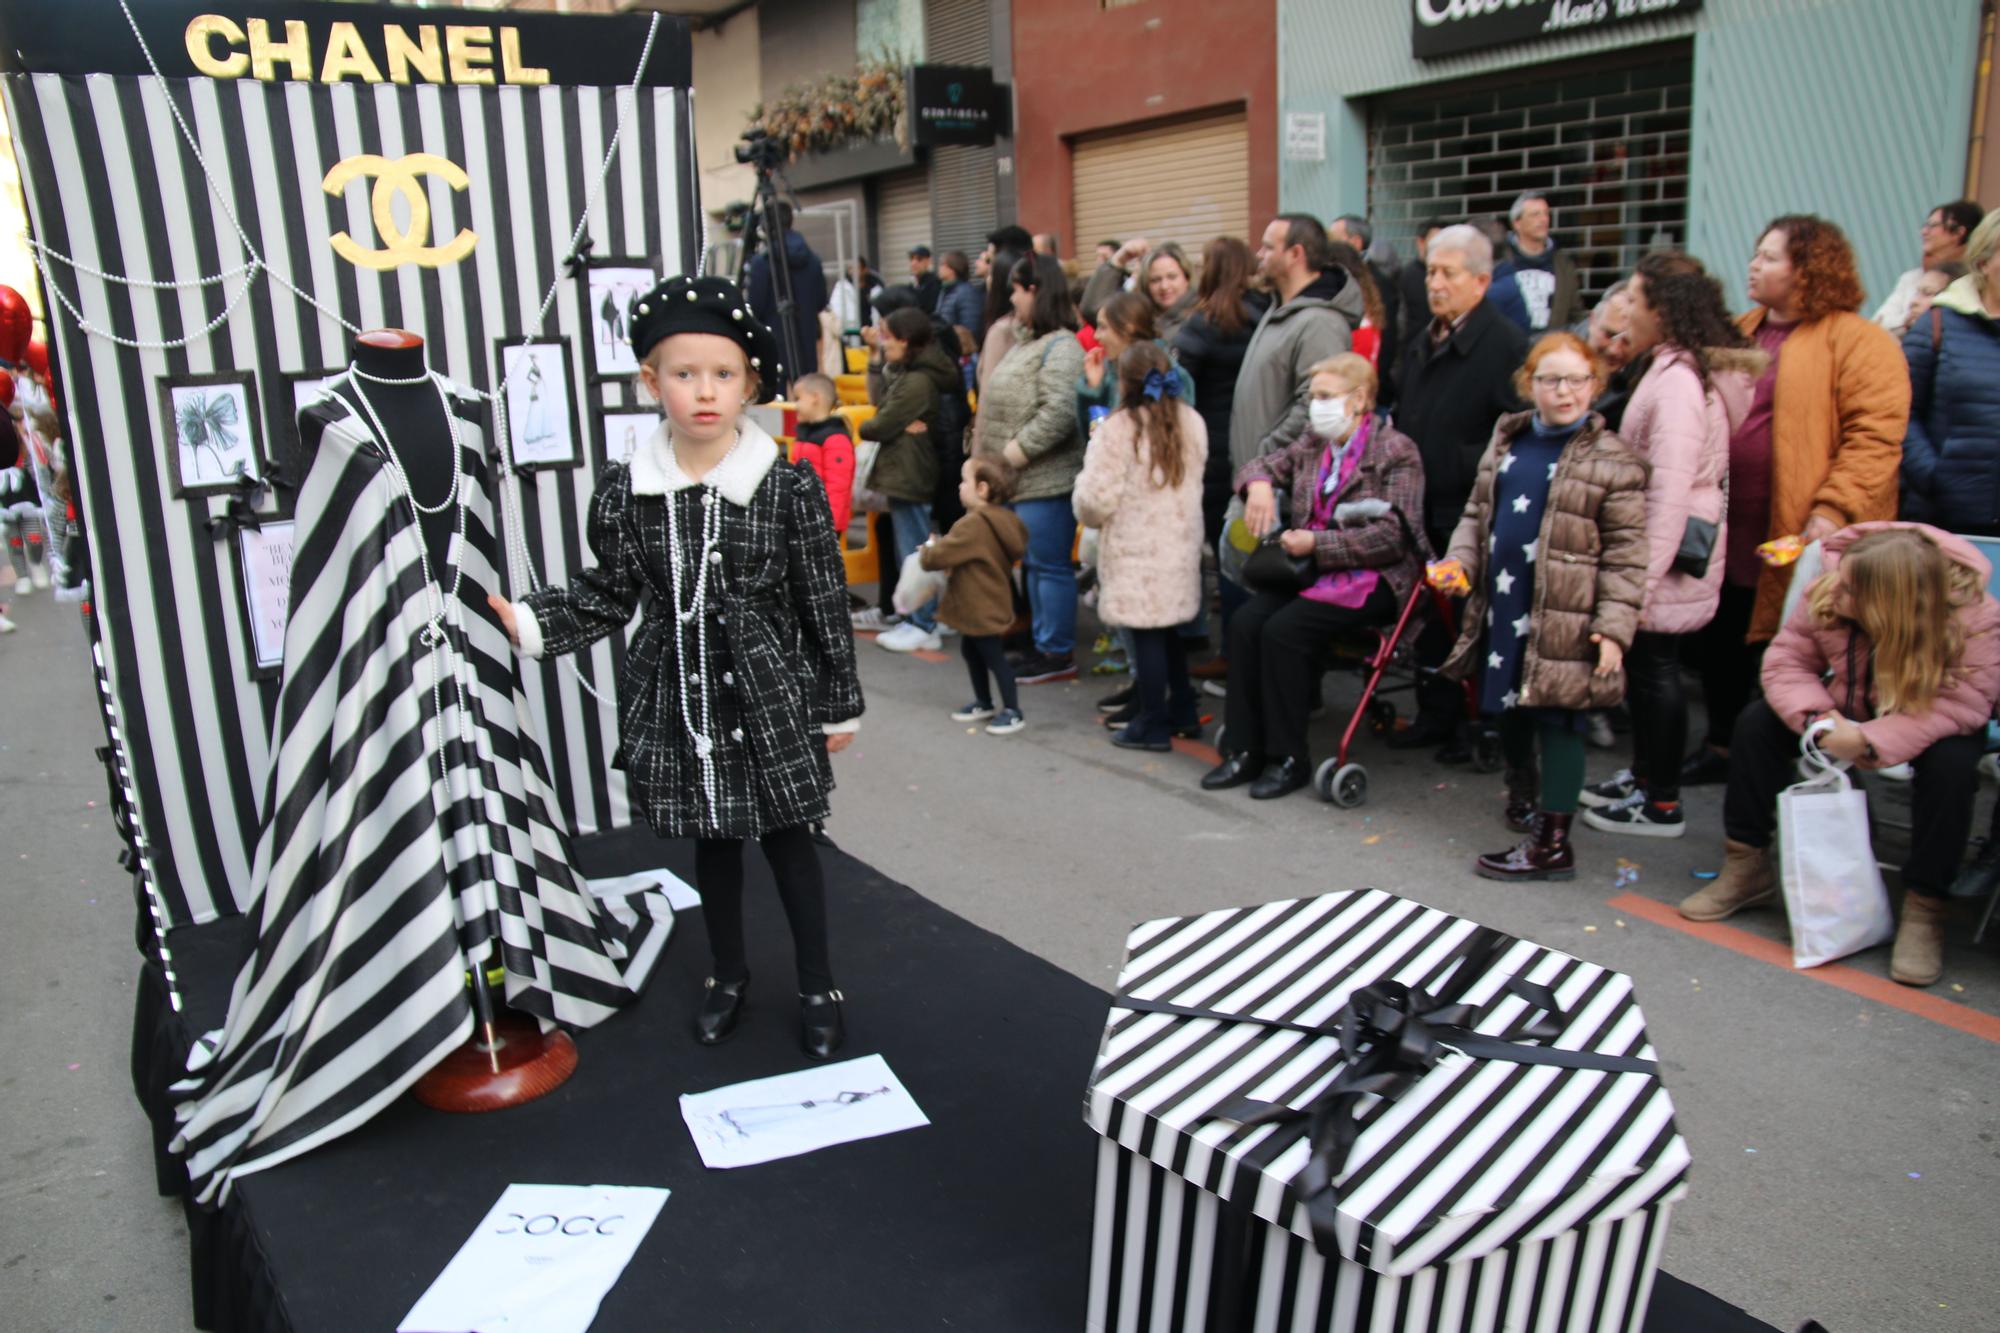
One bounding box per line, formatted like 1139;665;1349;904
1;57;699;928
169;394;671;1206
1086;890;1690;1332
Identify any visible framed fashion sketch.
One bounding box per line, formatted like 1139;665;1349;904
581;257;660;382
494;338;582;470
596;407;661;469
233;519;298;679
283;368;346;458
158;370;266;499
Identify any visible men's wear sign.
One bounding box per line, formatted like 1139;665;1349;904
1411;0;1704;60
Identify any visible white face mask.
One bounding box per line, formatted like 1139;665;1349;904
1309;397;1351;439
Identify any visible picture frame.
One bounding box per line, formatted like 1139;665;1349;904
580;257;660;382
493;337;583;471
233;519;298;679
158;370;266;499
596;407;662;469
282;367;347;457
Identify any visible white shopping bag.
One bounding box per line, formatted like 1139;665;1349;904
891;548;946;617
1777;723;1895;968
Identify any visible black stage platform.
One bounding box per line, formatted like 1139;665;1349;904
131;832;1779;1332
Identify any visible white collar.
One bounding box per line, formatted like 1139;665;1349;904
628;417;781;506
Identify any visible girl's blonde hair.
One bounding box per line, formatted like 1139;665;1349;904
1807;527;1984;714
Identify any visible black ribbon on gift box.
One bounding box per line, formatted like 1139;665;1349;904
1109;926;1661;1331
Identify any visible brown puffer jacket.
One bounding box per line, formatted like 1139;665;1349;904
1442;411;1650;711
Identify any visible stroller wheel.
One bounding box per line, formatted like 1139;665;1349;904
1367;698;1397;734
1324;762;1369;809
1471;726;1505;774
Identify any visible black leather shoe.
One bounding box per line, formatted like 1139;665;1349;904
1680;746;1731;787
1250;757;1311;800
1201;752;1266;790
1111;727;1172;752
800;990;846;1060
694;976;749;1045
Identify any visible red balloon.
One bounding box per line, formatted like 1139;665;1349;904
0;369;15;408
26;340;49;381
0;288;28;364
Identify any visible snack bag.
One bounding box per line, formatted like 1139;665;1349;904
1426;558;1470;594
1757;535;1804;567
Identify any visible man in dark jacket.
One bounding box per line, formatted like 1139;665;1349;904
1488;192;1580;334
908;245;943;314
746;202;829;389
1393;223;1529;755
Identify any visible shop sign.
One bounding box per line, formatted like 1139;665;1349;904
905;64;998;147
1411;0;1703;61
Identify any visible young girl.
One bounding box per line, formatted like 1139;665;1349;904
491;276;864;1059
864;306;959;653
1433;331;1649;880
919;455;1030;734
1072;342;1208;751
1680;523;2000;986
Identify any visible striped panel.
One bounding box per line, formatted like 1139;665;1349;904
3;65;699;927
1088;1139;1673;1333
1087;891;1689;1277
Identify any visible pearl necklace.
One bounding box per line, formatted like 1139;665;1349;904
662;430;741;825
333;371;477;795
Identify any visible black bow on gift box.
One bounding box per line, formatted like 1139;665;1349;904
1112;927;1658;1258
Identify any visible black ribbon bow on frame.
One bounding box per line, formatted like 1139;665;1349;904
203;473;277;540
1111;927;1658;1262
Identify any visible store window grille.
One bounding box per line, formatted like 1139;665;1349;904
1367;45;1692;312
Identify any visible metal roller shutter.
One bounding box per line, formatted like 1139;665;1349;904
929;144;997;259
1072;110;1248;263
874;169;933;271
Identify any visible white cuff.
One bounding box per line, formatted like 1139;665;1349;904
821;718;861;736
513;601;546;659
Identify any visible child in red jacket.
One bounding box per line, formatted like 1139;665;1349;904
792;374;855;535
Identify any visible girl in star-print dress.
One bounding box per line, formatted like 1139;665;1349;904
1432;331;1649;883
494;276;865;1061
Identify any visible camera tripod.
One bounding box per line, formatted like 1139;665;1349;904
734;128;807;393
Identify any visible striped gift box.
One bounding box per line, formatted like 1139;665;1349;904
1085;889;1689;1333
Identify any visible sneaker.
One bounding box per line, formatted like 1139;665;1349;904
1089;655;1131;676
936;623;960;637
28;559;49;590
951;701;997;722
0;611;14;634
1096;684;1137;713
1581;792;1687;838
1016;652;1078;684
1585;712;1615;749
1578;768;1639;810
850;607;896;632
877;622;943;653
12;578;30;596
1201;678;1228;698
985;708;1026;735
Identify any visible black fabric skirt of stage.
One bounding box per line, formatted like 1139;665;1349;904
131;835;1779;1332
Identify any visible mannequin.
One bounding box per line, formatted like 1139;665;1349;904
172;330;672;1204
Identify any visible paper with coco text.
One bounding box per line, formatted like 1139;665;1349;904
398;1183;669;1333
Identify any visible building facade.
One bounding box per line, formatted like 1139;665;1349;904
1008;0;1277;264
1278;0;1988;308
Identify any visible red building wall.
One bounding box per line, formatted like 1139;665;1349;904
1008;0;1278;256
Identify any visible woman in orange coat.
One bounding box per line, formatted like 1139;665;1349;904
1681;215;1910;787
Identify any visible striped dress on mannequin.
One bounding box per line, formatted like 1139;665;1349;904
171;381;671;1205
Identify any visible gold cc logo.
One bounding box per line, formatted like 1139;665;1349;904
322;153;479;271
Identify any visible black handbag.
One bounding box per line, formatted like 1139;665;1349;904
1240;534;1316;593
1672;515;1718;578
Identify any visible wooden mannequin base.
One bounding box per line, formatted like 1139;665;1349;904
411;1013;578;1113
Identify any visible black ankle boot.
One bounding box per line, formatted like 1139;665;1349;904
694;975;749;1045
800;990;846;1060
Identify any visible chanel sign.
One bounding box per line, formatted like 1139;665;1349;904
1411;0;1704;61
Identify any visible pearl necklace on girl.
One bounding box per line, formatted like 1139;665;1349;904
660;428;742;826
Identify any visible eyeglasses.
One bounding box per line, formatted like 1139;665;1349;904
1532;373;1595;390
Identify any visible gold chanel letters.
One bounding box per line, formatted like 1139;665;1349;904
322;154;479;271
185;16;550;86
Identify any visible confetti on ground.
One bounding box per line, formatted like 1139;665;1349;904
1743;1147;1757;1153
86;800;96;808
1434;782;1451;791
966;728;978;735
1951;983;1965;993
1690;869;1719;880
1613;859;1641;889
66;1063;80;1071
1614;919;1626;928
1362;835;1381;845
1584;925;1597;933
1908;1172;1923;1180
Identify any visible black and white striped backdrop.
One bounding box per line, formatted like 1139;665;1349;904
1087;890;1690;1332
2;6;700;927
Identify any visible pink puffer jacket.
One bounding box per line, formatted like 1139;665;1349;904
1761;521;2000;767
1618;345;1765;634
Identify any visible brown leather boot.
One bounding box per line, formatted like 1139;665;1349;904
1503;766;1538;833
1475;812;1576;881
1889;894;1948;987
1677;839;1776;921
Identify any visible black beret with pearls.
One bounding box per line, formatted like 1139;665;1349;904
627;275;786;402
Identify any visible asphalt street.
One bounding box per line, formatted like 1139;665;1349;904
3;581;1997;1331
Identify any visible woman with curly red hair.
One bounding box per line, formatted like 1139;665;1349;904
1680;215;1911;788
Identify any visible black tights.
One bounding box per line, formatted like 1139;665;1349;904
962;633;1019;711
695;824;835;995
